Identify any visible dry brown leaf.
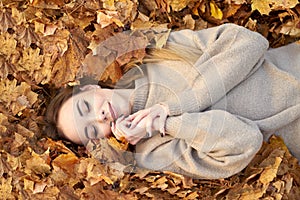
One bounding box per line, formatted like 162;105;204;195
0;8;15;33
169;0;193;12
17;47;43;74
0;177;14;199
239;184;266;200
252;0;298;15
83;30;148;83
50;41;81;87
11;7;26;25
0;113;8;133
183;14;195;29
0;79;38;115
41;29;69;61
25;148;51;175
30;0;61;9
96;11;124;28
12;132;26;149
15;25;40;48
52;153;79;174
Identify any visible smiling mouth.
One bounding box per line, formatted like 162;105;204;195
108;102;117;121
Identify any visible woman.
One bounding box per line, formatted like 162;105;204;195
46;23;300;179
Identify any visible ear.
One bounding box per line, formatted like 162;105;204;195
79;84;101;91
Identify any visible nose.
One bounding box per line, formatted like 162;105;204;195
96;109;108;122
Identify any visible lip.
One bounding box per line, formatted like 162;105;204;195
108;102;117;121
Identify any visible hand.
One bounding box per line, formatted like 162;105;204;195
126;103;169;137
111;115;149;145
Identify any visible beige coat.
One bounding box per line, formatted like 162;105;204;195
123;24;300;179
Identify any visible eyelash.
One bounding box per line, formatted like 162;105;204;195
84;100;90;112
93;126;98;138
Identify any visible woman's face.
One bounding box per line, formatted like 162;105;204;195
57;86;128;144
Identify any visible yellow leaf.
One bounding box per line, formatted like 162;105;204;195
251;0;271;15
0;32;17;57
23;178;34;192
18;47;43;73
25;148;51;175
0;79;38;115
0;177;14;199
11;7;26;25
251;0;298;15
210;1;223;20
169;0;191;12
0;113;8;133
259;156;282;185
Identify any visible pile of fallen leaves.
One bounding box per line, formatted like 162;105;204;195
0;0;300;199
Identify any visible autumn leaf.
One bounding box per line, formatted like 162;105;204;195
0;113;8;132
0;79;38;115
169;0;192;12
17;47;43;73
0;32;17;57
25;148;51;175
252;0;298;15
210;1;223;20
96;11;124;28
15;25;40;48
0;177;14;199
0;8;15;33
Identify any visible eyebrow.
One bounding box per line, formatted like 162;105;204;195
76;100;83;116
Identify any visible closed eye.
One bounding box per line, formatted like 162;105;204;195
84;125;98;139
84;100;90;112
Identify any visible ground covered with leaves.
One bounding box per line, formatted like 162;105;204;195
0;0;300;199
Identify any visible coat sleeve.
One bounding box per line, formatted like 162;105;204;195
134;110;263;179
162;23;269;115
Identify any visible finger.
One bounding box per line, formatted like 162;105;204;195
111;122;121;139
145;117;153;138
130;112;148;129
159;115;166;136
129;136;142;145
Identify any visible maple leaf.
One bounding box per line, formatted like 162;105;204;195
0;8;15;33
0;55;15;79
50;41;81;87
17;47;44;74
15;25;40;48
0;177;14;199
0;79;37;115
11;7;26;26
0;32;17;57
25;148;51;175
41;29;69;62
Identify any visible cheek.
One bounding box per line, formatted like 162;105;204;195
99;124;111;137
